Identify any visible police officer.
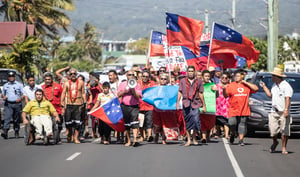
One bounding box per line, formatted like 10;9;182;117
1;71;23;139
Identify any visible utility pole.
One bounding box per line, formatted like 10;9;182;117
267;0;279;71
231;0;236;29
204;9;209;33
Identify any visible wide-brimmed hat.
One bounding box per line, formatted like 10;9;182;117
271;67;286;77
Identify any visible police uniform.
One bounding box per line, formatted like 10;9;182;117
1;71;23;139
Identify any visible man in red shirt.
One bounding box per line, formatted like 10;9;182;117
223;69;258;146
41;72;63;143
138;69;156;142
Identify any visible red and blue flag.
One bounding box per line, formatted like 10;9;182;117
166;12;204;55
210;23;260;68
150;31;167;57
88;97;125;132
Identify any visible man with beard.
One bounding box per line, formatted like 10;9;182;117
61;69;86;144
177;65;206;146
41;72;63;143
22;89;60;142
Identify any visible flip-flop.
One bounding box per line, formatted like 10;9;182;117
282;150;288;155
269;141;279;153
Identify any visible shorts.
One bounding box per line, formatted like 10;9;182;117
216;116;229;126
65;104;83;129
268;112;291;137
139;110;153;129
121;104;139;130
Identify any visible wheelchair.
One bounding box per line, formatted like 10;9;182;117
24;117;60;145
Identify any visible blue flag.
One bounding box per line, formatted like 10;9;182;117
142;86;179;110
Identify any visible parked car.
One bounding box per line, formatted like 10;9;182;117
247;72;300;135
0;69;24;127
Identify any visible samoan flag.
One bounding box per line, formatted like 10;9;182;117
88;97;125;132
235;55;247;68
150;31;167;57
166;12;204;55
142;86;179;110
181;46;201;71
210;23;260;68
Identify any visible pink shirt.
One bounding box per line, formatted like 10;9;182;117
216;84;229;118
118;81;142;106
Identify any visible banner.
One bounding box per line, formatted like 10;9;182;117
149;58;169;71
199;82;216;113
166;46;187;71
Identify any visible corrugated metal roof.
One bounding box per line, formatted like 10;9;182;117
0;22;27;44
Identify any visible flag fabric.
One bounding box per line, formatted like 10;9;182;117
166;12;204;55
88;97;125;132
150;31;167;57
181;46;201;71
210;23;260;68
142;86;179;110
199;44;249;70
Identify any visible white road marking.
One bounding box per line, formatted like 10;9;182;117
66;152;81;161
222;138;245;177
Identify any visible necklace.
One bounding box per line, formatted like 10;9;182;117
69;79;79;103
43;82;54;102
186;77;198;100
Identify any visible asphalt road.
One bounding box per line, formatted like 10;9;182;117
0;128;299;177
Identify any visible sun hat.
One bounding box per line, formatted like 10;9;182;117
271;67;286;77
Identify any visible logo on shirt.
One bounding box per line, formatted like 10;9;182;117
237;88;244;93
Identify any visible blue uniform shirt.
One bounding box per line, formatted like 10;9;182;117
2;81;23;102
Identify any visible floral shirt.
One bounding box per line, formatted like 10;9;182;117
216;84;229;118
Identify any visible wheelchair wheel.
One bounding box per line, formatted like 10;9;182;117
24;123;31;145
52;122;59;144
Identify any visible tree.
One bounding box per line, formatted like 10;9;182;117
0;35;45;75
0;0;74;38
127;38;148;55
249;37;268;71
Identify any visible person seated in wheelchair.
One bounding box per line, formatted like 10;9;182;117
22;89;60;141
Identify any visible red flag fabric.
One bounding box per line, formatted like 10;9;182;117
166;12;204;55
88;97;125;132
210;23;260;68
150;31;167;57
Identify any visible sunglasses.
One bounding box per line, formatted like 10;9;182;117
160;78;167;80
221;77;228;79
69;73;77;75
127;74;134;76
142;75;149;78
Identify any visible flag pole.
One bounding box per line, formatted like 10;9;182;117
146;30;153;68
207;22;215;69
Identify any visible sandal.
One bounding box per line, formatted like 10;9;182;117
282;150;288;155
269;141;279;153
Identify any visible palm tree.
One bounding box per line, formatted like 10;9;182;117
0;0;74;38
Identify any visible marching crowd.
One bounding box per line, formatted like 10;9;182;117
0;65;293;153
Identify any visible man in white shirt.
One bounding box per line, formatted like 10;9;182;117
23;75;40;103
260;67;293;154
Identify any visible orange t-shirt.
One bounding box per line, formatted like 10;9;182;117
226;82;255;117
138;80;156;111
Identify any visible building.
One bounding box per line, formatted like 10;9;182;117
0;22;35;50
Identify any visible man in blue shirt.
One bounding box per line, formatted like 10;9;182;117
1;71;23;139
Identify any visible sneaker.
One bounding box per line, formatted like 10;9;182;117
1;132;8;139
229;134;235;144
238;139;245;146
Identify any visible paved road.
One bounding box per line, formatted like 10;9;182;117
0;128;299;177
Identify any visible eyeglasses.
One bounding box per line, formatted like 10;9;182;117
151;72;156;74
69;73;77;75
127;74;134;76
159;70;165;72
142;75;149;78
160;78;167;80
